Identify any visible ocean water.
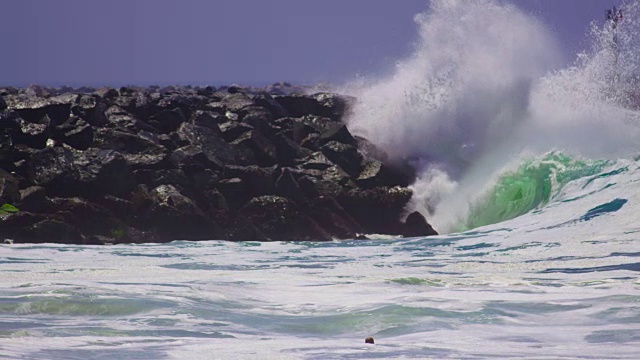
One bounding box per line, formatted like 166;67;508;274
1;156;640;359
3;0;640;358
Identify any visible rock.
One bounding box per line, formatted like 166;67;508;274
146;184;221;241
4;95;71;125
93;128;167;169
105;105;158;133
223;165;276;197
365;337;375;344
237;196;332;241
18;219;83;244
0;85;435;244
16;116;51;149
401;211;438;237
219;121;253;142
275;167;307;205
356;160;413;189
231;130;277;166
54;116;94;150
177;123;247;165
18;186;49;212
71;94;109;127
191;110;225;130
338;186;413;235
169;145;223;174
49;197;127;237
0;169;20;205
148;107;186;133
320;141;363;176
28;147;136;198
318;123;357;147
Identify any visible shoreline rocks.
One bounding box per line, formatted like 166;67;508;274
0;84;437;244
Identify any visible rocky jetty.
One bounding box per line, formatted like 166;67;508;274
0;84;437;244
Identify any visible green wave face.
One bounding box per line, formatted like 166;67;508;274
461;152;609;231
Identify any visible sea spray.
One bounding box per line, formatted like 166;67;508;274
344;0;640;232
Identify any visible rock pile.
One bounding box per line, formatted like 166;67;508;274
0;84;437;244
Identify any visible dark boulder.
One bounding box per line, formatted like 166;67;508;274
54;116;94;150
338;186;413;235
148;107;187;133
177;122;248;165
231;130;277;166
28;147;136;198
191;110;225;130
16;116;51;149
93;128;167;169
4;95;70;125
18;186;49;212
49;197;127;237
320;141;363;176
146;184;221;241
0;169;20;205
401;211;438;237
18;219;83;244
237;195;332;241
71;94;109;127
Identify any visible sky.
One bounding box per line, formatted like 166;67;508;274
0;0;623;87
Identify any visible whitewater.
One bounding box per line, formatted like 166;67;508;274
2;0;640;358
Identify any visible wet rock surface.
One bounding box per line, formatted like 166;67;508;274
0;84;437;244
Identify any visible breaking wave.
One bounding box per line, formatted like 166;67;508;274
343;0;640;233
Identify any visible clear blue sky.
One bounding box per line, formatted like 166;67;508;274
0;0;622;87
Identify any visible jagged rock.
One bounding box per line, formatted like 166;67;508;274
237;195;332;241
146;184;221;241
401;211;438;237
16;116;51;149
19;219;83;244
231;130;277;166
4;95;70;125
219;121;253;142
177;122;249;165
338;186;413;234
71;94;109;127
105;106;158;133
54;116;94;150
169;145;223;173
1;85;439;244
18;186;49;212
223;165;276;197
275;167;307;205
49;197;126;237
221;92;255;112
93;128;167;169
320;141;363;176
0;169;20;205
356;160;414;189
28;147;136;198
275;94;327;118
309;195;363;239
148;107;186;133
217;178;250;210
319;123;357;146
191;110;225;130
273;133;310;166
253;93;289;119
